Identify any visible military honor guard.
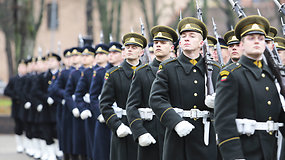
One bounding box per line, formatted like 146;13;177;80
100;32;147;160
4;59;28;153
90;42;122;160
224;29;243;65
126;25;177;160
215;15;285;160
274;36;285;64
149;17;220;160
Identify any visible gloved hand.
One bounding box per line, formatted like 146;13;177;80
47;97;54;105
174;121;195;137
61;99;65;105
37;104;43;112
97;114;105;123
138;133;156;147
83;93;90;103
80;110;92;120
72;95;75;101
24;102;31;109
72;108;80;118
205;93;216;109
116;123;132;138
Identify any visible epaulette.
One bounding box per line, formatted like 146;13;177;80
161;57;177;65
219;62;241;81
135;63;149;72
105;66;122;80
211;60;222;69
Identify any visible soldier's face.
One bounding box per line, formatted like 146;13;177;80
278;49;285;65
48;57;60;69
108;51;123;65
83;55;95;66
179;31;203;52
95;53;108;65
240;34;266;59
228;43;242;62
266;40;274;51
221;48;230;63
124;44;144;60
153;40;173;58
18;64;27;75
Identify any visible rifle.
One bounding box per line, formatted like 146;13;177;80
100;30;104;44
109;34;113;43
78;34;84;47
229;0;285;98
228;0;246;18
196;0;215;95
140;17;151;64
274;0;285;16
212;17;224;66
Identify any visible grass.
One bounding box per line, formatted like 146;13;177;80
0;97;11;115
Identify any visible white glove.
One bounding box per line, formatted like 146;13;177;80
80;110;92;120
24;102;31;109
61;99;65;105
174;121;195;137
205;93;216;109
97;114;105;123
116;123;132;138
138;133;156;147
72;108;80;118
83;93;90;103
47;97;54;105
37;104;43;112
72;94;75;101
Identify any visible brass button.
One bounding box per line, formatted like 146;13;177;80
194;80;198;84
269;117;272;120
236;63;240;65
267;101;271;105
261;73;265;78
193;69;197;73
193;105;197;109
194;93;198;97
265;87;269;91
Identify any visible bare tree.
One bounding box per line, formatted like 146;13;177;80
13;0;44;62
86;0;94;39
214;0;235;31
0;0;14;77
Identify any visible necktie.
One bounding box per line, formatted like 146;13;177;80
253;60;262;68
131;66;137;70
189;59;197;65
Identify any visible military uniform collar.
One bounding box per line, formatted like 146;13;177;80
121;60;141;79
150;58;161;68
178;53;204;74
239;55;274;80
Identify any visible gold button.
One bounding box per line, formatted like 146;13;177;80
269;117;272;120
236;63;240;65
193;69;197;73
265;87;269;91
194;80;198;84
261;73;265;78
193;105;197;109
194;93;198;96
267;101;271;105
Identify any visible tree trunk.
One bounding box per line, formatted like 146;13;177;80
86;0;94;39
115;0;122;42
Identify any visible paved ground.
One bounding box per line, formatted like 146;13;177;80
0;134;31;160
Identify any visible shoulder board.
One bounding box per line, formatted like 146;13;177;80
161;57;177;65
219;62;241;81
211;61;221;69
107;66;122;75
135;63;149;72
105;66;122;80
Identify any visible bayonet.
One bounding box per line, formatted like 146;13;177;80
100;30;104;44
228;0;246;19
274;0;285;15
212;17;224;66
